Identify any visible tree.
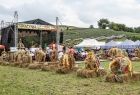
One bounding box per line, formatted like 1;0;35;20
117;24;126;31
125;27;134;32
89;25;94;28
109;22;126;31
134;27;140;33
98;18;109;29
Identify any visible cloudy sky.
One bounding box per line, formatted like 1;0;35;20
0;0;140;27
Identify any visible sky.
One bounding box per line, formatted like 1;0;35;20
0;0;140;28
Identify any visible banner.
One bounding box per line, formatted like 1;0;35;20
18;23;56;31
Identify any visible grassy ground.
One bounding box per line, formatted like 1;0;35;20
0;61;140;95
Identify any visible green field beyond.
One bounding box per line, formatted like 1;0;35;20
64;28;140;41
0;61;140;95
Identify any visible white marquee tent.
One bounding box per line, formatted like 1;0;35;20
75;38;105;48
118;39;135;49
102;40;122;49
135;40;140;48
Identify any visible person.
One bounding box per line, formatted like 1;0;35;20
68;47;75;56
81;51;86;59
58;51;64;61
50;41;57;51
62;45;66;53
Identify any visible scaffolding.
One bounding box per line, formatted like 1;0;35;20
0;11;18;47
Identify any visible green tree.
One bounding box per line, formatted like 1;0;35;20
117;24;126;31
109;22;117;30
125;27;134;32
98;18;109;29
134;27;140;33
109;22;126;31
89;25;94;28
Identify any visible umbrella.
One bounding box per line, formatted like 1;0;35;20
0;45;5;49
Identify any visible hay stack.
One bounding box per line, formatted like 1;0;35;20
105;74;116;82
72;64;79;71
56;67;71;74
1;61;10;66
0;61;3;65
41;62;50;71
10;62;20;67
119;74;129;82
131;72;140;81
28;63;42;70
97;69;107;77
0;61;5;65
41;63;58;71
19;63;29;68
105;72;140;83
105;74;129;83
77;69;97;78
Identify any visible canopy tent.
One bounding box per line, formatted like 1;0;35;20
74;38;105;49
135;40;140;48
118;39;135;49
0;45;5;49
101;40;122;49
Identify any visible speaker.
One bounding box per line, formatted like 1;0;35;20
59;32;63;44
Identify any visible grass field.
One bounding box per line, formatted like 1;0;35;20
64;28;140;41
0;61;140;95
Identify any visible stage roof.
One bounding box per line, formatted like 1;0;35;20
20;19;53;25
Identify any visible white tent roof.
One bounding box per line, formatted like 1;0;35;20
135;40;140;45
101;40;122;49
119;39;135;46
118;39;135;49
105;40;121;46
75;38;105;48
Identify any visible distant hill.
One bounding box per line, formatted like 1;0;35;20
63;28;140;45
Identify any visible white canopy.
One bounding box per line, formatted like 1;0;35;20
118;39;135;49
134;40;140;48
75;38;105;48
135;40;140;45
102;40;122;49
